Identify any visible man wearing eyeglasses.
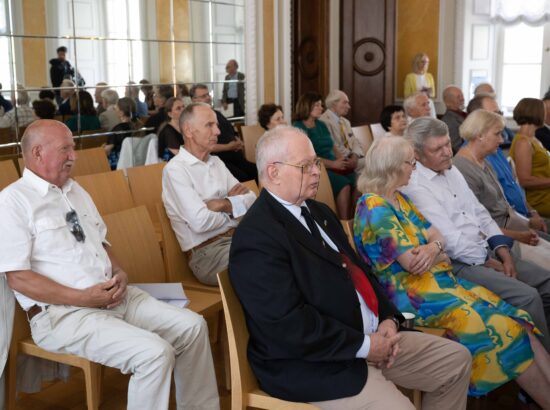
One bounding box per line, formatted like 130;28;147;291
0;120;220;410
162;102;256;286
229;125;471;409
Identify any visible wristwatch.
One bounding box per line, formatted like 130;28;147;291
387;316;401;330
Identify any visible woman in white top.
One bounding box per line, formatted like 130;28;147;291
404;53;436;118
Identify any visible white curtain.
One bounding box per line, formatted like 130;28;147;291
491;0;550;25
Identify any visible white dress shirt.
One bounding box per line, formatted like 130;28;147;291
267;190;377;359
0;169;112;310
162;147;256;252
401;162;502;265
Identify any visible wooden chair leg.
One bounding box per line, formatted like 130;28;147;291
82;361;101;410
6;351;18;410
220;317;231;391
413;389;422;410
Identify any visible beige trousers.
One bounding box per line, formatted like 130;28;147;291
30;286;219;410
311;331;471;410
188;236;232;286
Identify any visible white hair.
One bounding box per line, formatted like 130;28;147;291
324;90;346;110
101;89;119;106
403;92;423;115
405;117;449;152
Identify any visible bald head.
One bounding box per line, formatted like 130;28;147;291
21;120;76;187
443;86;464;111
474;83;496;98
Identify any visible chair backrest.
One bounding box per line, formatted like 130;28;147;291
72;147;111;176
507;155;519;183
370;123;386;140
75;169;135;215
77;130;108;149
217;270;259;402
340;219;354;247
242;179;260;197
241;125;264;163
0;127;16;157
156;202;205;288
315;163;336;212
103;206;166;283
0;159;19;190
352;125;374;154
127;162;166;224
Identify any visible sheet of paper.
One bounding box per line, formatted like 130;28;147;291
219;102;234;118
131;283;188;308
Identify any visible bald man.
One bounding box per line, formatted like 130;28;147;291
229;125;471;409
440;85;466;153
0;120;219;410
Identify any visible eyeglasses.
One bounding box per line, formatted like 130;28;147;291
272;158;322;174
404;159;417;167
66;209;86;243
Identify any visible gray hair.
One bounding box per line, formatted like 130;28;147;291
16;84;29;105
324;90;346;110
403;92;423;116
256;125;306;181
405;117;449;152
101;89;119;106
179;102;211;137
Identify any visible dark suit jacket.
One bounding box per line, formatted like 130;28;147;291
229;190;403;402
222;71;245;111
536;126;550;151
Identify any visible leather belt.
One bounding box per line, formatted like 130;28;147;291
185;228;235;257
27;304;46;321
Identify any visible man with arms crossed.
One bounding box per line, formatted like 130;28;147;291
163;103;256;285
229;126;471;409
0;120;219;410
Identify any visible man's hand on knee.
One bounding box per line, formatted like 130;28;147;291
81;277;121;308
367;332;401;367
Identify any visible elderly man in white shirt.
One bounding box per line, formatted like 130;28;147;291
403;92;432;124
402;117;550;351
319;90;365;174
162;102;256;286
0;120;219;410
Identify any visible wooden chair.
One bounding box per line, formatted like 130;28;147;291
340;219;354;248
0;127;17;157
315;163;336;213
0;159;19;190
6;304;102;410
77;130;109;149
127;162;166;225
242;179;260;197
75;170;135;216
218;270;318;409
156;203;219;293
370;123;386;140
71;147;111;177
352;125;374;154
240;125;264;163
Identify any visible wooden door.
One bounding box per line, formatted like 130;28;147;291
292;0;330;108
340;0;396;125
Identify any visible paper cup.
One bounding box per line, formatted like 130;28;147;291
402;312;416;329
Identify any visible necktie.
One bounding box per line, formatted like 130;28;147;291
339;119;350;149
340;252;379;316
301;206;324;246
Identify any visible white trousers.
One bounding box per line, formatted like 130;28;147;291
30;286;219;410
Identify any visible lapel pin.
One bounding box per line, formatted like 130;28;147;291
323;220;327;227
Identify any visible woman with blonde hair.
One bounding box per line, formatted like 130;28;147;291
454;109;550;269
353;136;550;404
403;53;436;117
510;98;550;217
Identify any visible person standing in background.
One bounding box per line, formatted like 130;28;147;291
222;59;245;117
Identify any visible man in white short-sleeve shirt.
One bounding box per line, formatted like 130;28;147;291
162;102;256;286
0;120;219;410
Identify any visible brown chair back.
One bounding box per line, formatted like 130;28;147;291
71;147;111;177
315;163;336;212
242;179;260;197
103;206;166;283
241;125;264;163
75;170;134;215
0;159;19;190
127;162;166;224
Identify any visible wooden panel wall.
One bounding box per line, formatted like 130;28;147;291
396;0;440;99
262;0;275;104
22;0;47;87
340;0;396;125
292;0;330;107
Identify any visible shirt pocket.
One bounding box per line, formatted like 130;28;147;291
34;216;76;255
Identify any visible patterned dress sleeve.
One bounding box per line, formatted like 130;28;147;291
399;192;432;230
354;194;416;272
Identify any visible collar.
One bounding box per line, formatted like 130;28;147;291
22;168;74;197
327;109;340;123
266;189;306;220
177;147;211;166
415;161;445;181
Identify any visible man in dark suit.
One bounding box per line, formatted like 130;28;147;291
222;59;245;117
229;126;471;409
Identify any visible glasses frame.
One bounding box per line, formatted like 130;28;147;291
404;159;417;167
272;158;322;175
